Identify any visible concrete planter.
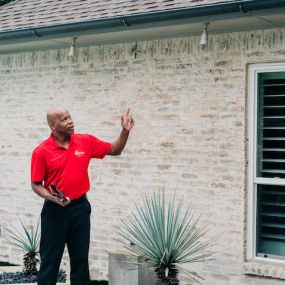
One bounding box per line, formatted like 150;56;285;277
108;252;156;285
0;266;69;285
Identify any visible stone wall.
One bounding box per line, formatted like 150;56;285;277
1;28;285;284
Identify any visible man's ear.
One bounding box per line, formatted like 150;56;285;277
50;119;56;130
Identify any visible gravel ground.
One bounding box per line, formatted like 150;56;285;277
0;269;66;284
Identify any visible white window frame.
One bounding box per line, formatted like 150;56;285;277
247;62;285;263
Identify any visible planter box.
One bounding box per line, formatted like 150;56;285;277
0;266;69;285
108;252;156;285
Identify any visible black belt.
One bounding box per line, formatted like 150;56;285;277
46;194;87;205
69;194;87;205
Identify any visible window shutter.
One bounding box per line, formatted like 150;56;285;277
257;184;285;258
257;73;285;179
256;71;285;259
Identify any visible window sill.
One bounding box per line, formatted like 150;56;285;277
244;260;285;280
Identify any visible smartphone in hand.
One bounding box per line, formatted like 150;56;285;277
49;184;68;203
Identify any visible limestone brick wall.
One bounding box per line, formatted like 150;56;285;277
1;27;285;284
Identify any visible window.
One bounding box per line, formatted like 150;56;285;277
248;63;285;262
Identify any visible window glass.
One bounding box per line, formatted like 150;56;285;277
255;70;285;260
256;72;285;179
256;184;285;259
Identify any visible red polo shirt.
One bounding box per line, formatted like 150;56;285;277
31;133;111;200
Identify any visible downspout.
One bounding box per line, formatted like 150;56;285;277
0;0;285;44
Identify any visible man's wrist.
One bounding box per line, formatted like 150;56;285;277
44;192;55;201
121;127;130;134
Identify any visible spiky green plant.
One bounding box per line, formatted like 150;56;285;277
1;220;40;276
0;0;15;6
119;191;215;285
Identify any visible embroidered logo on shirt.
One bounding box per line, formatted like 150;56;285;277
75;150;85;157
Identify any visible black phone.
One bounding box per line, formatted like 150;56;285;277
49;184;68;202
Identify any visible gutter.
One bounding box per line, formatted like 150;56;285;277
1;0;285;44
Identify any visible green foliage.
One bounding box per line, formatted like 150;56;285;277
2;220;40;254
1;220;40;275
0;0;15;6
120;191;215;284
0;261;18;266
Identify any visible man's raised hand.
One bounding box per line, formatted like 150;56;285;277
121;108;135;131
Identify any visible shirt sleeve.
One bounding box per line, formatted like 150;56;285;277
31;149;46;182
88;135;112;159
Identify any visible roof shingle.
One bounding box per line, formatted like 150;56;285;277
0;0;237;32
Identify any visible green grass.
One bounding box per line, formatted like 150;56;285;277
0;261;18;266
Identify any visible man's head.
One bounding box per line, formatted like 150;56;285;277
47;107;74;137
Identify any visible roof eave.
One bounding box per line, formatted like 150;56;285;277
1;0;285;44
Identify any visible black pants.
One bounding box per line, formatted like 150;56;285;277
38;196;91;285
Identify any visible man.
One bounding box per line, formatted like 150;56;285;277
31;107;134;285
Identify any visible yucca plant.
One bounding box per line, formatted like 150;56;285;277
119;191;215;285
2;220;40;276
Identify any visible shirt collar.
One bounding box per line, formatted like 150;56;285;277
47;133;74;149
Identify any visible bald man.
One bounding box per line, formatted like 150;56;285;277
31;107;134;285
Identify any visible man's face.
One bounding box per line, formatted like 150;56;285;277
53;111;74;136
